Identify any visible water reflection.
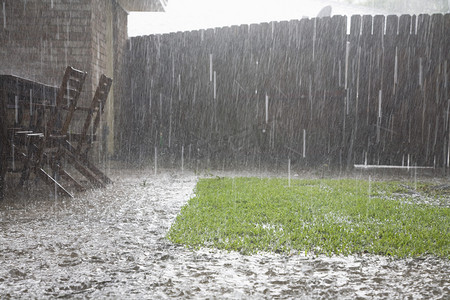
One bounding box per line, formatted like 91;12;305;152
0;167;448;298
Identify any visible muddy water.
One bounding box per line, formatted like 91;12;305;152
0;168;449;299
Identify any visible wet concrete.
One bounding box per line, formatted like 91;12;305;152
0;167;449;299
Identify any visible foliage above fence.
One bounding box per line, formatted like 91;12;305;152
119;14;450;170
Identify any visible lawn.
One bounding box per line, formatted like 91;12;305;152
167;177;449;258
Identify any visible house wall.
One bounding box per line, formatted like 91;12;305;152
0;0;93;91
0;0;128;155
111;1;128;155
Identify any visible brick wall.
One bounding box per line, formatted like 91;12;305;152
91;0;108;93
0;0;92;93
0;0;129;155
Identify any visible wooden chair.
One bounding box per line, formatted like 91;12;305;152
62;74;113;188
19;66;87;197
11;67;113;198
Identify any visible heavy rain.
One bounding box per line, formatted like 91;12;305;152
1;0;449;298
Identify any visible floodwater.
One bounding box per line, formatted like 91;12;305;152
0;167;449;299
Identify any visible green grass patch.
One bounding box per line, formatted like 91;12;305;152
167;177;450;258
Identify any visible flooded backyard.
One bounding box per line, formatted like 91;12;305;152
0;166;449;299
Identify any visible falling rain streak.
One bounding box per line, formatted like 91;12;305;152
265;94;269;124
288;158;291;187
29;89;33;116
213;71;216;99
154;146;158;175
14;95;18;123
0;3;449;298
303;129;306;158
2;1;5;28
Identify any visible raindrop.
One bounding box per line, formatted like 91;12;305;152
14;95;18;123
303;129;306;158
447;143;449;168
346;89;350;115
54;177;58;202
2;1;5;28
377;90;382;143
288;158;291;187
159;93;162;117
181;145;184;173
271;21;275;39
172;55;175;80
154;147;158;175
178;74;181;101
265;94;269;124
309;76;313;119
271;121;275;149
188;144;192;164
98;102;102;162
394;47;398;86
29;89;32;116
169;97;172;148
312;20;316;61
209;53;213;82
97;34;100;60
378;90;382;118
66;19;70;41
67;82;70;106
345;41;350;89
56;17;59;39
64;41;68;68
367;175;371;218
419;57;423;87
11;136;15;171
444;61;448;89
213;71;216;99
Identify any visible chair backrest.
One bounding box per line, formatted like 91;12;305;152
76;74;112;157
46;66;87;137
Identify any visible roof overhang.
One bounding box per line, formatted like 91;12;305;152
116;0;167;12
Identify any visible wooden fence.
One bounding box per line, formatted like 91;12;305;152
118;13;450;170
